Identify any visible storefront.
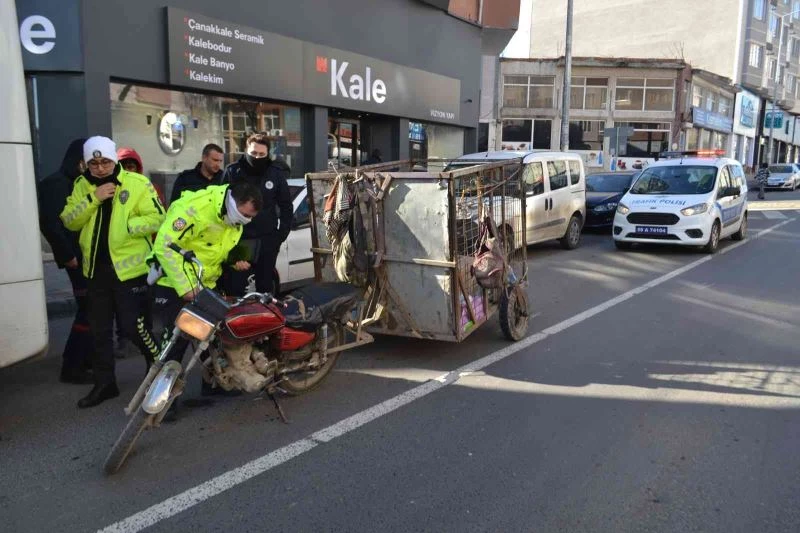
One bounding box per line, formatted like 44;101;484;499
731;89;760;171
683;71;735;157
17;0;484;201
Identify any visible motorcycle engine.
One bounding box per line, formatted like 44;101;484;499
214;342;277;393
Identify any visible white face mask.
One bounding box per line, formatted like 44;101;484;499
224;190;252;226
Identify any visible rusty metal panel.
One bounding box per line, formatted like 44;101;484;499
382;178;450;263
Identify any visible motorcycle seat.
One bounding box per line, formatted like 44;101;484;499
283;282;361;332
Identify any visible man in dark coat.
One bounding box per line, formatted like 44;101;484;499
222;133;292;295
169;143;225;205
37;138;93;384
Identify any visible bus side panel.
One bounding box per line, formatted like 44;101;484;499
0;145;44;285
0;0;48;367
0;280;48;368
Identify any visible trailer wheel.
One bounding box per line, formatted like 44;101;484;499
499;287;528;341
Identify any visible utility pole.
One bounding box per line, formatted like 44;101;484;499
559;0;574;151
766;16;782;165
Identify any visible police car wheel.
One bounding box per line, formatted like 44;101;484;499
703;221;721;254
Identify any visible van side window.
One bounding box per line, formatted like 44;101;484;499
717;167;731;192
729;164;745;187
547;160;568;191
568;160;581;185
523;162;545;196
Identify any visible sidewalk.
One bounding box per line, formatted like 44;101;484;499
43;254;78;319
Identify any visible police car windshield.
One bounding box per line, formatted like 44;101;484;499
629;165;717;195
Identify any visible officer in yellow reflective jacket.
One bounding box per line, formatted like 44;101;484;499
60;136;166;408
149;182;262;398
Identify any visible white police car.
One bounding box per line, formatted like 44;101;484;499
612;151;747;253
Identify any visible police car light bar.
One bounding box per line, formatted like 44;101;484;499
659;149;726;159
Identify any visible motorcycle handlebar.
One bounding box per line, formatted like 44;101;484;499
168;242;196;262
168;244;280;307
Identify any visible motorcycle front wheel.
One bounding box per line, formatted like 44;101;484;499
279;323;343;396
103;406;155;475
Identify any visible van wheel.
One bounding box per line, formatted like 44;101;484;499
614;240;633;251
559;215;582;250
703;221;721;253
731;214;747;241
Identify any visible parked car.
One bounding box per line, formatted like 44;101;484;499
448;151;587;249
584;171;639;229
766;164;800;190
275;179;314;292
613;153;747;253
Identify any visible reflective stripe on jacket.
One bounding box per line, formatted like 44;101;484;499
60;168;166;280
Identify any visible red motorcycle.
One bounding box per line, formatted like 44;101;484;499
104;244;360;474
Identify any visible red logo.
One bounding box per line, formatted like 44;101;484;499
316;56;328;73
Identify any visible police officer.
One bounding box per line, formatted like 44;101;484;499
222;133;292;295
149;182;262;396
60;136;166;408
169;143;225;205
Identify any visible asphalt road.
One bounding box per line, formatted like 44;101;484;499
3;204;800;532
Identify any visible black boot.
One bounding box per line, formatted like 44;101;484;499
77;383;120;408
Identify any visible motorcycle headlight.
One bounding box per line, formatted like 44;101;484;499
616;203;630;215
175;308;216;341
680;203;709;216
594;202;619;213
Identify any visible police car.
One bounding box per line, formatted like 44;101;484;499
612;151;747;253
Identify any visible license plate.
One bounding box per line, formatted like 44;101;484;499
636;226;668;235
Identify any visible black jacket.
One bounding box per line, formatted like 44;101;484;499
37;138;85;268
169;162;223;205
222;156;292;241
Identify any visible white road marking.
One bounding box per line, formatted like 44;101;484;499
98;218;796;533
762;210;788;219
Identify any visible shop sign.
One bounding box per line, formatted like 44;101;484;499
167;8;462;124
692;107;733;133
739;94;756;128
733;90;760;136
15;0;83;71
765;110;784;129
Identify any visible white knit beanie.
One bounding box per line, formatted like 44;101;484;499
83;136;118;163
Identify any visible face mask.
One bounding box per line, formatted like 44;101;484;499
245;153;269;173
224;190;252;226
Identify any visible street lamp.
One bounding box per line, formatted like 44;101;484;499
766;7;800;164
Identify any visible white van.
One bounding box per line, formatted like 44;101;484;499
449;151;587;249
612;152;748;253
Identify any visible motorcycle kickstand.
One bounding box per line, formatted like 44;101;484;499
266;387;289;424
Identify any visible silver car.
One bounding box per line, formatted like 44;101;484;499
767;164;800;190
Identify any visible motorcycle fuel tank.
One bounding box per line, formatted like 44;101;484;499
222;302;285;342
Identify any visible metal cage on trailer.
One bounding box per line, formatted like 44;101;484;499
305;158;530;344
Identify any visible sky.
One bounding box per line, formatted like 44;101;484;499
501;0;533;58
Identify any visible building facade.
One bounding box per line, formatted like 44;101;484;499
17;0;517;200
497;58;689;171
513;0;800;167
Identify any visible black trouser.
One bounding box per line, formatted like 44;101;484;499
224;236;281;296
86;263;159;385
61;266;93;374
153;285;190;364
